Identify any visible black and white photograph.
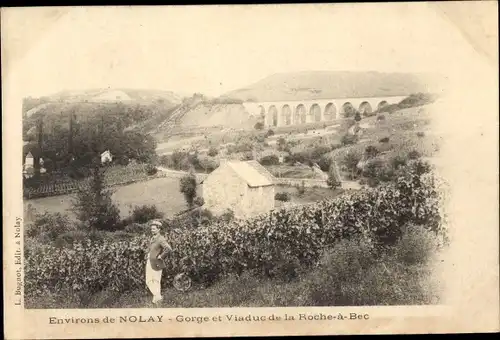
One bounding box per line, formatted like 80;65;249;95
2;2;498;338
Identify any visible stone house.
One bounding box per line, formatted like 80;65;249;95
201;160;276;219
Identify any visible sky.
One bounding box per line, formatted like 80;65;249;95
2;3;497;99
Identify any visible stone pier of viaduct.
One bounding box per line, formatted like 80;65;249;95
242;95;407;127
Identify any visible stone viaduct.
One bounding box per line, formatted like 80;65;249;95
242;95;407;127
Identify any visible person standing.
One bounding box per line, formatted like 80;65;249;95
145;219;172;304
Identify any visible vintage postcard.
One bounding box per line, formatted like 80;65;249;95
2;2;499;339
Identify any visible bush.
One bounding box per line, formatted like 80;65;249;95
265;129;275;137
390;154;408;170
305;227;439;306
124;222;149;234
391;224;438;266
379;136;390;143
296;182;306;196
275;192;291;202
145;164;157;176
254;122;264;130
341;134;358;146
377;115;386;121
416;132;425;138
54;230;89;248
276;137;288;152
241;152;254;161
207;147;219;157
258;155;280;166
318;156;331;172
362;158;385;179
25;212;74;241
180;172;198;208
131;205;164;224
365;145;379;159
194;196;205;207
341;151;362;176
408;150;421;160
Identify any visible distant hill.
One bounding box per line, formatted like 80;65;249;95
23;88;184;117
223;71;445;102
47;88;183;104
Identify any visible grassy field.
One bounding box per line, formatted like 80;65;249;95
24;177;201;221
265;165;323;179
24;176;337;222
274;185;343;207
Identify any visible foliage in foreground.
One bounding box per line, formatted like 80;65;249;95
26;225;441;308
25;160;447;303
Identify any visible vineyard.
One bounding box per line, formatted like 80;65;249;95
23;164;166;199
24;160;447;301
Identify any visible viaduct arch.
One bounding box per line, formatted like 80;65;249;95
243;95;407;127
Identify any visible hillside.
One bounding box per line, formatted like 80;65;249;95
23;88;183;117
172;103;254;129
46;88;183;104
224;71;444;102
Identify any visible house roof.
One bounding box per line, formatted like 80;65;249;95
227;160;275;187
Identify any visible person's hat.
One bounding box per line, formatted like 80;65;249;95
150;219;162;227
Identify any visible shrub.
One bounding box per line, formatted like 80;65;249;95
258;155;280;166
377;115;386;121
254;122;264;130
194;196;205;207
124;223;149;234
318;156;331;172
180;171;198;208
296;181;306;196
131;205;164;224
341;151;362;176
408;150;421;160
241;152;254;161
341;134;358;146
390;154;408;170
354;111;362;122
276;137;288;152
265;129;275;137
327;162;342;189
416;132;425;138
54;230;89;248
145;164;157;176
305;227;439;306
207;147;219;157
275;192;291;202
25;212;74;241
365;145;379;159
362;158;385;179
379;136;390;143
391;224;438;266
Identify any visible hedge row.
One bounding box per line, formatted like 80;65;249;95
24;160;445;298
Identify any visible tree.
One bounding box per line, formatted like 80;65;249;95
72;162;120;231
354;111;362;122
327;161;342;189
180;171;198;208
342;151;362;179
